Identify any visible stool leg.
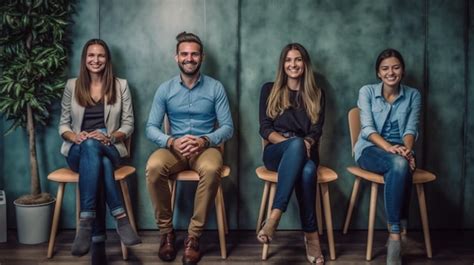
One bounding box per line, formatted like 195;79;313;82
215;185;227;259
257;181;270;233
47;183;66;258
120;241;128;260
169;180;176;211
262;182;276;260
218;187;229;234
120;179;138;260
366;182;378;261
343;177;361;234
316;183;323;235
75;185;80;234
416;184;433;258
321;183;336;260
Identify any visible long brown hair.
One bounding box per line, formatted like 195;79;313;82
75;39;117;107
266;43;322;124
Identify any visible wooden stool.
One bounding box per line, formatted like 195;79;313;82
46;166;137;260
343;166;436;260
168;166;230;259
343;107;436;260
255;165;337;260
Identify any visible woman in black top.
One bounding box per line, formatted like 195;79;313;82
257;43;325;264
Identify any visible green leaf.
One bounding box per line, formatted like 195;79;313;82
33;0;43;9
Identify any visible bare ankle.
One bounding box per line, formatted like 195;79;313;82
389;233;401;241
304;231;319;240
269;209;282;221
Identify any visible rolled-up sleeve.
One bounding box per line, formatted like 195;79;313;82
117;80;134;137
145;85;171;148
58;79;74;136
203;82;234;146
403;89;421;139
357;85;377;140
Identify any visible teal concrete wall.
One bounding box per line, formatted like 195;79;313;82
464;0;473;228
1;0;472;231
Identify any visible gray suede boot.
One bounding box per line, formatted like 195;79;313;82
387;238;402;265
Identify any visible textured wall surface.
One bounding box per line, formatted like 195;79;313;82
425;0;467;229
1;0;472;231
464;0;473;228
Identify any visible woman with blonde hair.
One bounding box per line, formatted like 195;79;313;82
59;39;141;264
257;43;325;264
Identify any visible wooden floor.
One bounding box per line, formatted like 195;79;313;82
0;229;473;264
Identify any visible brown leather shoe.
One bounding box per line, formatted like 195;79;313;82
158;231;176;261
182;235;200;264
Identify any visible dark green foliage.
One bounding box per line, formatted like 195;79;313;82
0;0;74;199
0;0;74;132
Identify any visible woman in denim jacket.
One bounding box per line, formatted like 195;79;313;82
354;48;421;265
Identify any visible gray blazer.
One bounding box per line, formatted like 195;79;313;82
59;78;134;157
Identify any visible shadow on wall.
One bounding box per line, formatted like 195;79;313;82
0;120;3;189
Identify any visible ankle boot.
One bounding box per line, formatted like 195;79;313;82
71;218;94;256
387;238;402;265
116;217;142;246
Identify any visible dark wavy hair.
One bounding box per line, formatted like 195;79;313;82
375;48;405;79
175;31;203;54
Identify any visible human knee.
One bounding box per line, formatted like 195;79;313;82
390;156;410;176
80;139;101;153
145;150;169;183
196;163;221;184
286;137;306;156
302;161;317;180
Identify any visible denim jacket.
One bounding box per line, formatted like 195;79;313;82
354;82;421;162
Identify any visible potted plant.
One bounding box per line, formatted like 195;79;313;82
0;0;74;244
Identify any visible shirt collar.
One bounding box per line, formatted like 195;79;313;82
179;73;202;89
375;82;405;100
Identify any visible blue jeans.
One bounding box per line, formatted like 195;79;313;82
67;138;125;242
263;137;318;233
357;145;412;234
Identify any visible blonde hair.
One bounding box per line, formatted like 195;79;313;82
75;39;117;107
266;43;322;124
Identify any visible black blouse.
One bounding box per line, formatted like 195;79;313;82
81;101;105;132
259;82;325;154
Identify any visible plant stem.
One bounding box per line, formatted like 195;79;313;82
27;104;40;196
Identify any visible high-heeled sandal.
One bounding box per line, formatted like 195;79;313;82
257;218;279;244
304;235;325;264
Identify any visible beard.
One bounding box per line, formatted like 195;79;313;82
178;61;201;76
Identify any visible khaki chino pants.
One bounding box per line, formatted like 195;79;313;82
146;147;223;238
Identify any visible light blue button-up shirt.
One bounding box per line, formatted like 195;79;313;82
146;74;234;148
354;82;421;162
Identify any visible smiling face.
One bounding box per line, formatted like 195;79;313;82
85;44;107;74
377;56;404;88
284;49;305;81
175;41;203;76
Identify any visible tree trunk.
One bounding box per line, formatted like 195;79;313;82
27;104;40;196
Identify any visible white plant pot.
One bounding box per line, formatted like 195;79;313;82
14;199;55;244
